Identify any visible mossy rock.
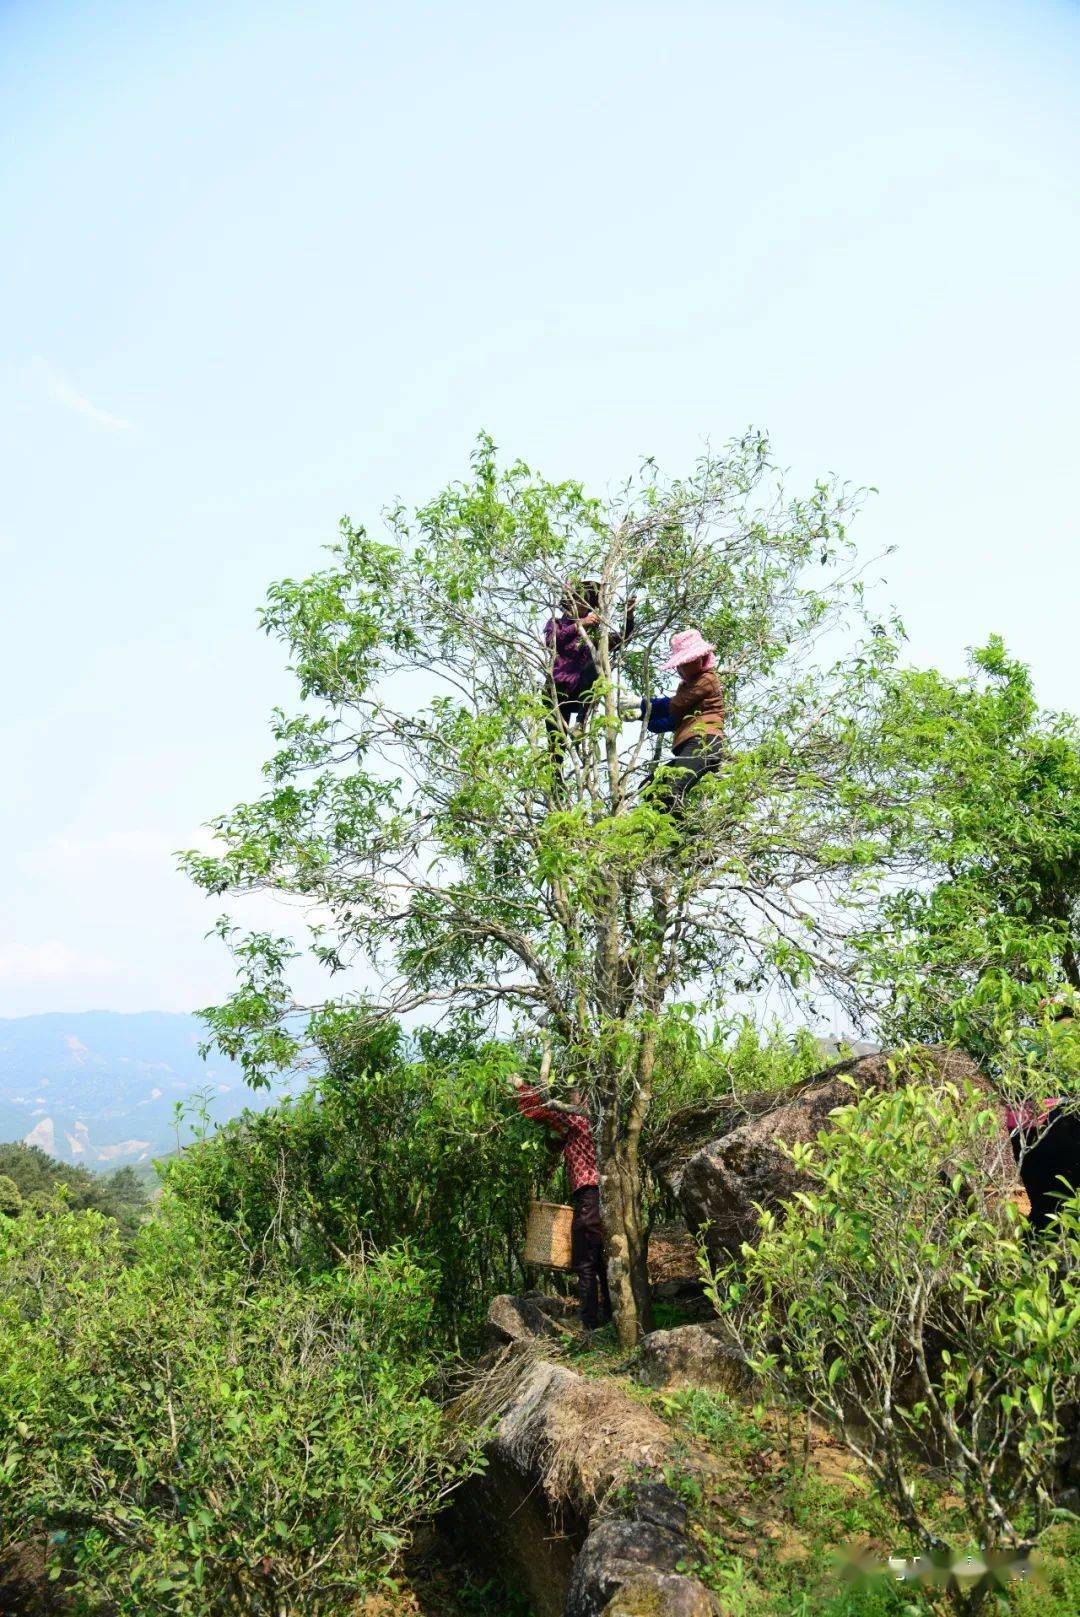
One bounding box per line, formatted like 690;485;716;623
601;1570;720;1615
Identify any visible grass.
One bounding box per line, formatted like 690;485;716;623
470;1319;1080;1616
1010;1522;1080;1617
637;1384;1080;1617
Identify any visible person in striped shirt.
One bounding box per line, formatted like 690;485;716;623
510;1062;611;1331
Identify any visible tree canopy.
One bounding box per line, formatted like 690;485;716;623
855;637;1080;1056
184;431;907;1341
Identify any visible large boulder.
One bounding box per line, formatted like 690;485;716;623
678;1046;1012;1260
567;1481;719;1617
565;1518;692;1616
637;1322;752;1392
489;1354;674;1514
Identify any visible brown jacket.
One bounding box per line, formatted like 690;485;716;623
669;669;725;749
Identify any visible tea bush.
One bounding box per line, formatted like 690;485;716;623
0;1196;472;1615
709;1078;1080;1612
165;1026;551;1345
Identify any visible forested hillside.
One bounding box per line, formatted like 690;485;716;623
0;1140;149;1233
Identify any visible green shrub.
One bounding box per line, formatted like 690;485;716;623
651;1013;825;1112
165;1027;549;1344
707;1077;1080;1613
0;1175;21;1218
0;1197;473;1614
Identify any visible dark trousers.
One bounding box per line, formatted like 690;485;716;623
645;734;723;811
545;682;596;782
571;1185;611;1328
1011;1110;1080;1233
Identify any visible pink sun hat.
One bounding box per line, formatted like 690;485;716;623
660;628;716;672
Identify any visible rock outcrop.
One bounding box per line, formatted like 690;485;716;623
449;1341;719;1616
601;1574;722;1616
566;1517;694;1616
490;1353;672;1514
637;1322;751;1392
487;1290;581;1345
567;1480;720;1617
678;1045;1012;1259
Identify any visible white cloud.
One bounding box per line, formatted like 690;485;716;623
32;358;133;431
0;941;117;985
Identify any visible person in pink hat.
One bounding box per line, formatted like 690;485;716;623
642;628;725;807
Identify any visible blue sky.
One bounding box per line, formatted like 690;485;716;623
1;0;1078;1018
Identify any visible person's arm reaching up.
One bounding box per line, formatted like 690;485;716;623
508;1052;566;1129
514;1085;567;1127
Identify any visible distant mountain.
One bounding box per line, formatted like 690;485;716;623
0;1011;288;1170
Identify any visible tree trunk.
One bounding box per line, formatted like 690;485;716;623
599;1115;653;1348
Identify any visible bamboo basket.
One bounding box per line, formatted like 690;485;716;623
524;1199;574;1270
986;1183;1033;1219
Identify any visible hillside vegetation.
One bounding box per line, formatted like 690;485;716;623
2;439;1078;1614
0;1141;149;1236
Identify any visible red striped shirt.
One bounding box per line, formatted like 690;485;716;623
516;1086;600;1192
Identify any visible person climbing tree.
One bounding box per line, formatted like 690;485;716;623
509;1061;612;1331
545;579;636;768
186;433;902;1348
642;628;725;808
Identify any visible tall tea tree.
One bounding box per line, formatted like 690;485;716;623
184;433;900;1345
854;638;1080;1055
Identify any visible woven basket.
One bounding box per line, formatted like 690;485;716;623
987;1183;1033;1219
524;1198;574;1270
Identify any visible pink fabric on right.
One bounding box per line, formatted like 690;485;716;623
1005;1097;1059;1132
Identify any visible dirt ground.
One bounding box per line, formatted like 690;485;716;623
0;1541;68;1616
647;1228;700;1286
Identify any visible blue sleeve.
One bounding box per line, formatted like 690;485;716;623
640;695;676;733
